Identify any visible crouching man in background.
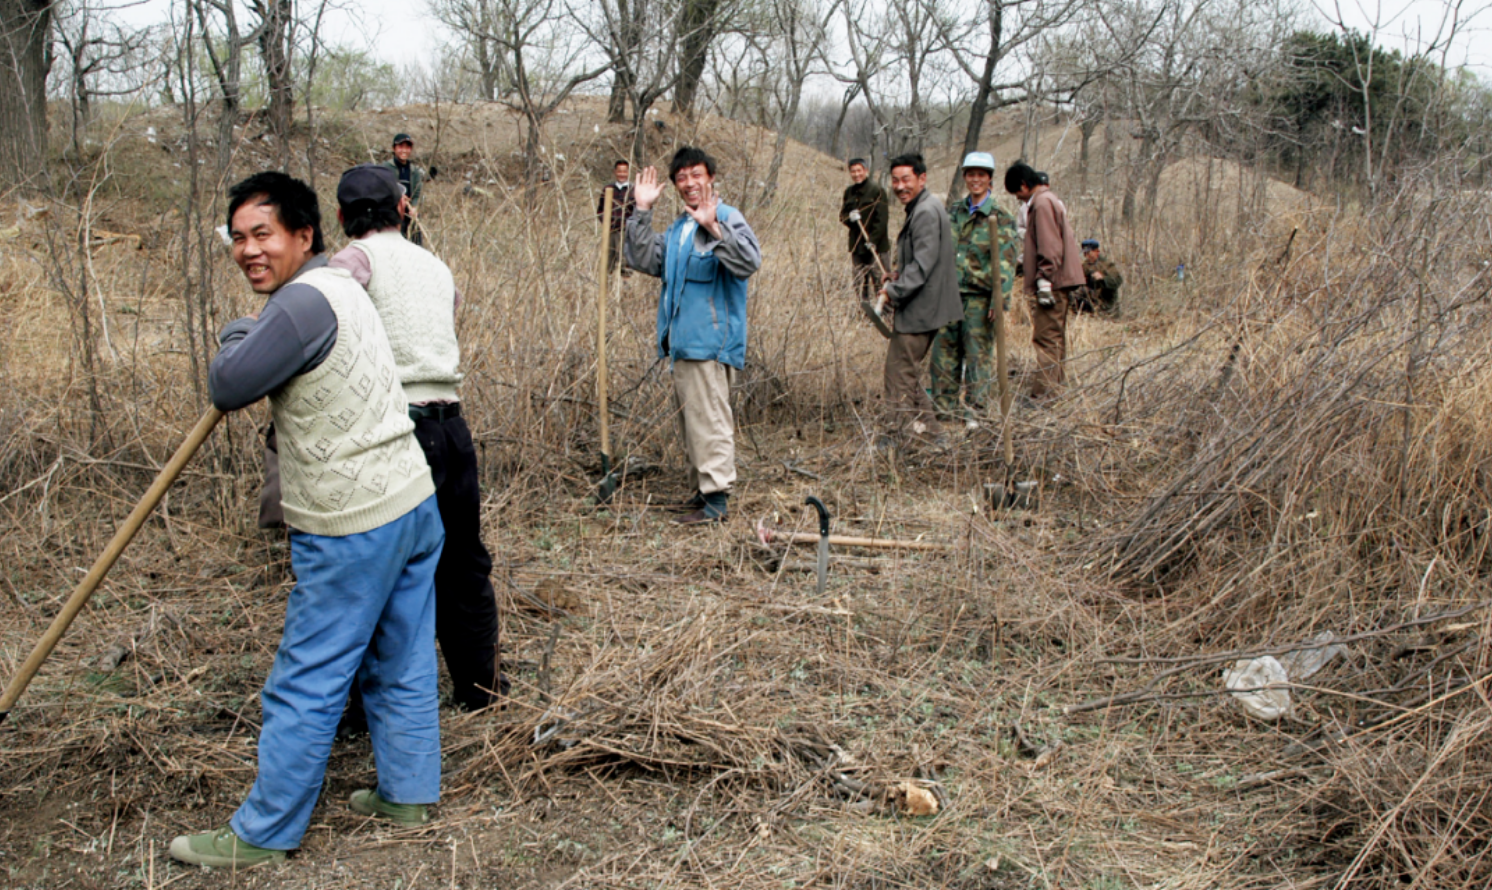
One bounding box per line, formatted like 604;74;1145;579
170;172;443;868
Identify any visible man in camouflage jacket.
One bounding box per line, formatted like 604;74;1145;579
930;152;1018;425
1077;239;1123;316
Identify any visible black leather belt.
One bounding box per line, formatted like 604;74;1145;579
408;402;461;423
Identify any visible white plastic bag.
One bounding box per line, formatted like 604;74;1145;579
1223;656;1291;721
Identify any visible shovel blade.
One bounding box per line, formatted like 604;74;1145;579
860;301;893;339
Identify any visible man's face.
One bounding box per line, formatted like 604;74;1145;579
848;163;868;184
393;141;414;163
890;166;926;205
1012;183;1034;202
1084;248;1100;263
615;163;630;182
673;163;713;210
964;168;992;199
230;198;314;294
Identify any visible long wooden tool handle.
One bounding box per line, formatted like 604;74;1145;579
0;407;224;723
854;216;889;280
597;189;613;461
770;530;946;551
989;212;1013;466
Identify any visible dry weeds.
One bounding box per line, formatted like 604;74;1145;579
0;104;1489;890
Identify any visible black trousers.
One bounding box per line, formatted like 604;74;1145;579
411;411;504;709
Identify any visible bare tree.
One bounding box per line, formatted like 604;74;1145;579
429;0;508;101
759;0;838;204
53;3;159;157
192;0;258;171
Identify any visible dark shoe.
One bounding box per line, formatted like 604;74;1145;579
674;492;727;525
169;826;286;868
350;789;430;826
665;491;707;514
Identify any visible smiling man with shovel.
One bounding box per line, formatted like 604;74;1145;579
169;172;444;869
626;146;761;525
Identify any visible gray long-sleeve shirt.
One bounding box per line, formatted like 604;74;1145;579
208;256;339;411
624;206;762;280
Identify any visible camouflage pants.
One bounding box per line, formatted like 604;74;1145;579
930;291;994;419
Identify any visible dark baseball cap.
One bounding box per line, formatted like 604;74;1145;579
392;132;414;146
1081;239;1100;251
337;164;403;212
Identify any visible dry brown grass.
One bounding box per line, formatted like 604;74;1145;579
0;103;1489;890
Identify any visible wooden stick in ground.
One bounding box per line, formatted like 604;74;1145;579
597;188;613;470
0;407;224;724
989;210;1013;466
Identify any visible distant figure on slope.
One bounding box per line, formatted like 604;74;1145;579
597;159;635;277
383;133;426;244
840;157;890;303
626;147;762;525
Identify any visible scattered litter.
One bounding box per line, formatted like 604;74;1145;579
892;781;939;816
214;225;232;247
1279;630;1345;680
1224;655;1291;721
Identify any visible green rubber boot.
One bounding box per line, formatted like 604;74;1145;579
168;826;286;868
350;788;430;826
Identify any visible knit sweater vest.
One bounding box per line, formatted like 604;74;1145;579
348;232;461;403
269;266;435;537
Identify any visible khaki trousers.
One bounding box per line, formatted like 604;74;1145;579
672;360;737;495
883;331;942;438
1029;288;1072;400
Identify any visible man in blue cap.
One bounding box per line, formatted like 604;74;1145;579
1077;238;1123;316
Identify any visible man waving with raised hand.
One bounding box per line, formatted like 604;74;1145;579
626;147;762;526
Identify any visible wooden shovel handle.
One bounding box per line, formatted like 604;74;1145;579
0;407;224;723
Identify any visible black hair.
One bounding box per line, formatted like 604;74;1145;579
613;159;630;169
847;157;867;169
341;203;403;239
887;153;926;176
668;146;716;181
1004;161;1042;194
227;171;326;254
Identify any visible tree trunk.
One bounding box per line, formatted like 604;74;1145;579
259;0;294;170
946;0;1002;204
671;0;719;117
0;0;53;190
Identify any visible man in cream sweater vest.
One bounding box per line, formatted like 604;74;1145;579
170;173;445;868
329;164;503;716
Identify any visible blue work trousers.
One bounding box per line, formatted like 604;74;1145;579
231;495;444;850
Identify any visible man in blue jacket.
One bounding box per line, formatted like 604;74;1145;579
626;147;762;525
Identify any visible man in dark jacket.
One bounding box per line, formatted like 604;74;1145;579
382;133;426;244
840;158;890;302
875;153;963;445
1005;162;1083;400
597;159;635;276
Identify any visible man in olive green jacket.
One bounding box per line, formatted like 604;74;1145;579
382;133;425;244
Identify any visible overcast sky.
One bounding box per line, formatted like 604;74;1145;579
114;0;1492;82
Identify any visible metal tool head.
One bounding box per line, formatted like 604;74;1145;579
803;496;832;536
859;301;892;338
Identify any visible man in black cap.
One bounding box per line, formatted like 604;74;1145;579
328;163;505;717
382;133;425;244
1077;238;1123;316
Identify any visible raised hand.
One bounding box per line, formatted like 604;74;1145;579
685;184;721;238
633;166;665;211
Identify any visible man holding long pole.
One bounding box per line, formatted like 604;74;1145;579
170;172;444;868
930;151;1017;430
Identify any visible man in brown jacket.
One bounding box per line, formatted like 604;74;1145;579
875;153;964;445
1005;162;1082;400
